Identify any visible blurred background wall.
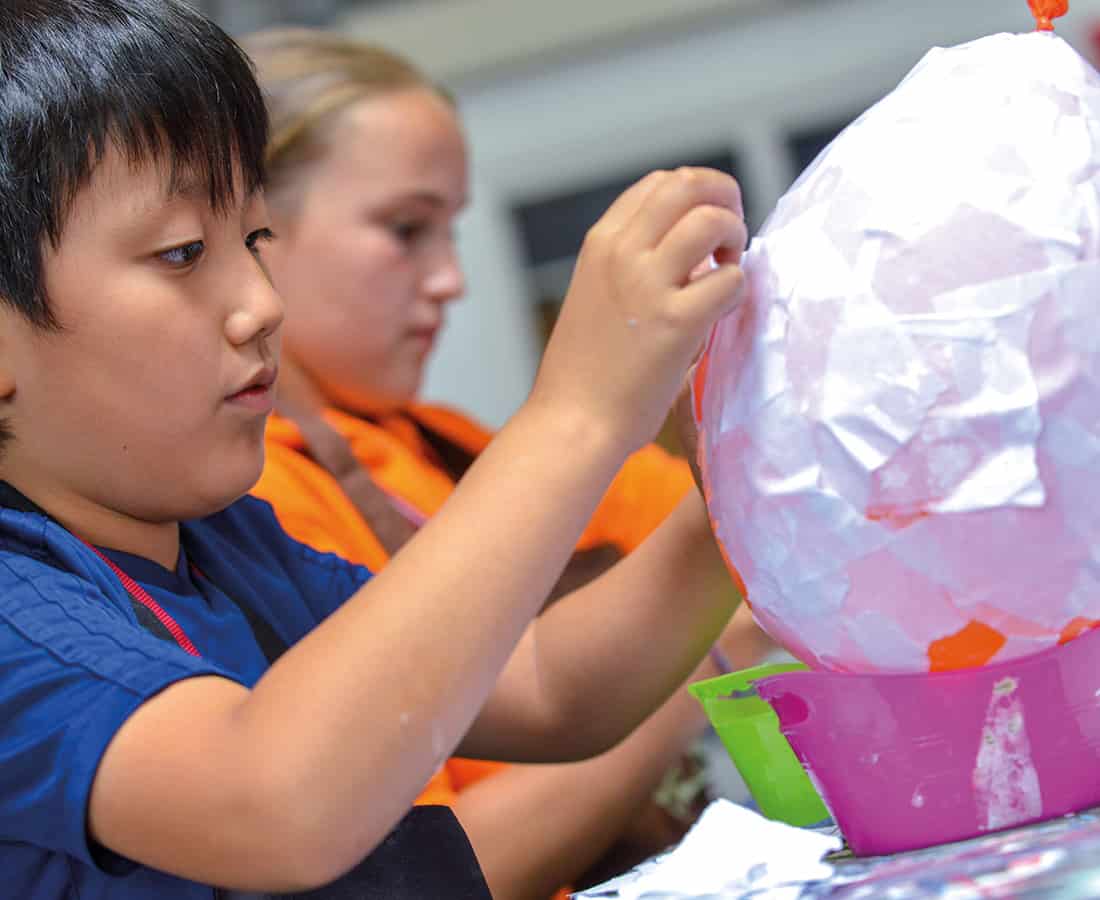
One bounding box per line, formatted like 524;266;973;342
194;0;1100;427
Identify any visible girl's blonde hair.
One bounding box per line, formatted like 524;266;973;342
241;27;445;195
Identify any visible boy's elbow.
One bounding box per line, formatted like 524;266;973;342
277;823;380;893
254;835;359;895
240;766;385;892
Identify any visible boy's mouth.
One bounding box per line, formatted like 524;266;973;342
227;366;278;412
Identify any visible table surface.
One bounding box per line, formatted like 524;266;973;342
804;809;1100;899
579;808;1100;899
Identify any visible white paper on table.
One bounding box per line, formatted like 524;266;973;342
573;800;841;899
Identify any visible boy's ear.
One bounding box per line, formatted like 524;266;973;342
0;359;15;400
0;317;19;402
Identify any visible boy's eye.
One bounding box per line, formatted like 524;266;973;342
246;227;277;255
159;240;204;267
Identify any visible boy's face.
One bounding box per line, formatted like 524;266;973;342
0;145;282;525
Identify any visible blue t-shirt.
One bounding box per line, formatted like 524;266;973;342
0;493;371;899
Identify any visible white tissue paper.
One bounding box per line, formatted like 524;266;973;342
696;32;1100;673
573;799;840;899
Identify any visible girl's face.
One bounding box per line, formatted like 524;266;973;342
268;88;468;415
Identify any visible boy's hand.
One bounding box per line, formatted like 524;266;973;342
530;168;748;454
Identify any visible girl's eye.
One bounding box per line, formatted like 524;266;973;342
390;221;427;244
246;227;277;255
159;240;204;267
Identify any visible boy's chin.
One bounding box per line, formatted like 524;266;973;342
184;455;265;519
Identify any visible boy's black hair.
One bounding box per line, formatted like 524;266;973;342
0;0;269;329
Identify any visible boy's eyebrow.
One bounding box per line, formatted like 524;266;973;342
99;171;261;242
162;171;261;205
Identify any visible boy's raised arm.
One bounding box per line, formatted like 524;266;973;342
88;168;747;893
463;381;737;761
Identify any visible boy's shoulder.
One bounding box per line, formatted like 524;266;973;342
0;487;362;601
0;489;96;580
0;487;372;644
0;498;219;698
0;483;305;555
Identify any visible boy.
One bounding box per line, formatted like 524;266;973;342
0;1;748;897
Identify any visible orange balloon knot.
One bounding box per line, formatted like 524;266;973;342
1029;0;1069;32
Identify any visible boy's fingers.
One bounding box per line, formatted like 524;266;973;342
655;205;747;286
592;170;669;235
677;263;747;328
626;168;743;252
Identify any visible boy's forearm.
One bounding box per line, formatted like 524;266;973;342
234;402;632;874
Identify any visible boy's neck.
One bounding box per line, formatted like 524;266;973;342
1;477;180;570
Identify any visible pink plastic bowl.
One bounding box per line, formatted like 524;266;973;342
756;627;1100;856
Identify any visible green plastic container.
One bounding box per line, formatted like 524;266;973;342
689;662;829;827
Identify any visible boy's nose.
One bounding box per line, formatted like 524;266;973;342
226;271;285;346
